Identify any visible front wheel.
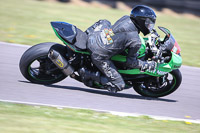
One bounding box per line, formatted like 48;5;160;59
133;69;182;98
19;42;67;85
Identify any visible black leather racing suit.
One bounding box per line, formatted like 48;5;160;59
87;15;142;90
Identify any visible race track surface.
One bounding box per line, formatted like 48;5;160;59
0;42;200;120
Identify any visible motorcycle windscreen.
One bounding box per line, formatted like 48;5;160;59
164;34;181;55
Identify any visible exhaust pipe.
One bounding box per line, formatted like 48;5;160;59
48;49;74;76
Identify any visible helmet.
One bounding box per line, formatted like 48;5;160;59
130;5;156;36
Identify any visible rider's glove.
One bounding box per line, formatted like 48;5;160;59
140;61;157;72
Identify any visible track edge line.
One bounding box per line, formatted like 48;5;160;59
0;99;199;124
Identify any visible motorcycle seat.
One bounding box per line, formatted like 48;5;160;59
51;21;87;50
74;28;87;50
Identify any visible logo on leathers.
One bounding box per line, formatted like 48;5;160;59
100;28;115;45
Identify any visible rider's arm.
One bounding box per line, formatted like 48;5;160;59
126;45;142;69
125;33;142;69
126;43;156;71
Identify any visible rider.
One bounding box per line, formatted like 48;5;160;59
80;5;157;92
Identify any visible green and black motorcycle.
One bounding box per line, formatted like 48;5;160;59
19;22;182;98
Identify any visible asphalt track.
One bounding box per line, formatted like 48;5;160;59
0;42;200;121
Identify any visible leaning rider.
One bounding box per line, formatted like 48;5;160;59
80;5;157;92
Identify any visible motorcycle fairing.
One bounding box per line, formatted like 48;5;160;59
117;48;182;77
116;27;182;76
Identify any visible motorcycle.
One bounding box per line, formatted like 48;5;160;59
19;21;182;98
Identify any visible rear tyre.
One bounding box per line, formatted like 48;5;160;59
19;42;67;85
133;69;182;98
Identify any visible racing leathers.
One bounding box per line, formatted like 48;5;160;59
86;15;145;91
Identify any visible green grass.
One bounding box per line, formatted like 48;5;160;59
0;0;200;67
0;102;200;133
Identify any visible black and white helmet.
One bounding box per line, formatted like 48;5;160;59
130;5;156;36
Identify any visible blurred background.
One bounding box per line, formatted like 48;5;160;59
83;0;200;17
0;0;200;67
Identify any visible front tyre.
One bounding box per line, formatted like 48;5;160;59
133;69;182;98
19;42;67;85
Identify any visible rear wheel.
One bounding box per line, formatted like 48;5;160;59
133;69;182;98
19;42;67;85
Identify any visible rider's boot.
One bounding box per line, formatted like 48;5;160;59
78;68;100;87
105;83;118;93
78;68;119;93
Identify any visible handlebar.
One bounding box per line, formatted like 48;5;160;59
149;29;165;63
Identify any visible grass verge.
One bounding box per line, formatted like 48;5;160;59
0;0;200;67
0;102;200;133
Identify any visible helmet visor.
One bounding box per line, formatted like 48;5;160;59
145;18;155;32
